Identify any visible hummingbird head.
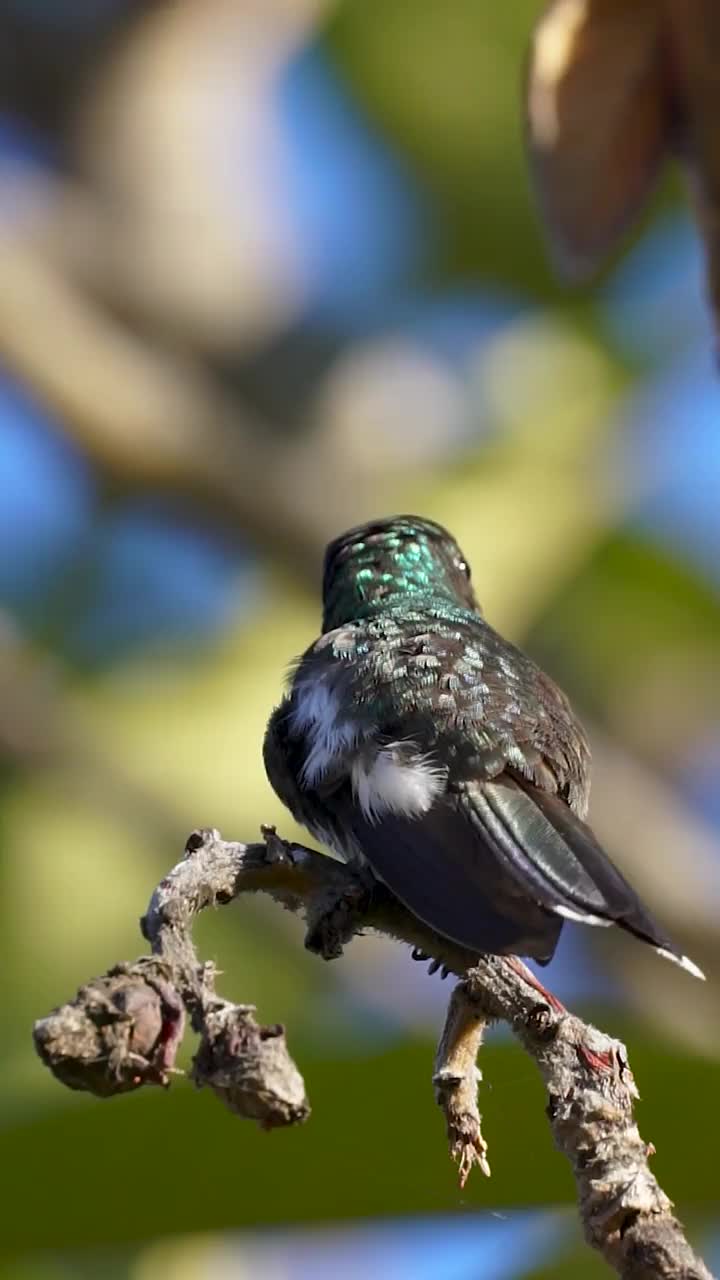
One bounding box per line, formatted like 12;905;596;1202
321;515;480;629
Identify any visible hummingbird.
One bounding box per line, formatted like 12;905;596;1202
264;515;704;979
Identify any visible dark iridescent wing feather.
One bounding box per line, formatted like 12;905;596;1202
462;776;680;951
335;608;688;964
335;771;681;963
268;603;700;972
344;792;563;962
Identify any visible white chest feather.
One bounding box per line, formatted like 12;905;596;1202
352;748;447;822
290;679;361;786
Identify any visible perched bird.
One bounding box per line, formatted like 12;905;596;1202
264;515;704;979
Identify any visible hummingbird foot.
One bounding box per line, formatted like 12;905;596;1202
304;881;373;961
410;948;453;979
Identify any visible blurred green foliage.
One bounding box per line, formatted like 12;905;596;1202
3;1034;718;1254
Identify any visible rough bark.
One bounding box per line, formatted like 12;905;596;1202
34;827;714;1280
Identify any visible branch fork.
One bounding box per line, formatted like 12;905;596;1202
33;827;714;1280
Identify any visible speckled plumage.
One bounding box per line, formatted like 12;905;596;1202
264;516;703;977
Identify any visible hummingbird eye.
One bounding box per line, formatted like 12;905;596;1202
455;557;470;580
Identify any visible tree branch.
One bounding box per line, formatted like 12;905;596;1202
33;827;713;1280
433;982;490;1185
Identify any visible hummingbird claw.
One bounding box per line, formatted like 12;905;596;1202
427;958;442;975
411;947;429;962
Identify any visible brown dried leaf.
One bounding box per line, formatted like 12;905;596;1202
526;0;670;276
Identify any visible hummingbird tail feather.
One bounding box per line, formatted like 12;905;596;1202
473;777;704;979
653;948;706;981
345;799;564;964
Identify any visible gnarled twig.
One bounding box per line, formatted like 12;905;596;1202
34;827;714;1280
433;983;490;1185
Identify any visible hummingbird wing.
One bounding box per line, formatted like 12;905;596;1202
336;762;703;974
334;763;689;966
340;782;566;963
300;611;701;975
267;611;702;974
265;693;564;962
